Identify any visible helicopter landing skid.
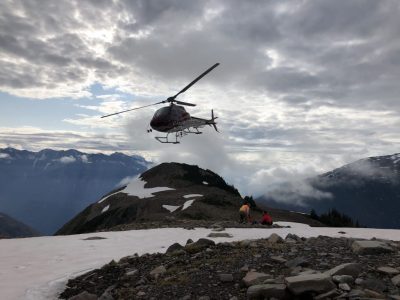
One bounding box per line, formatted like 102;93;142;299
155;132;180;144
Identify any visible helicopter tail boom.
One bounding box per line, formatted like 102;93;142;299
208;109;219;132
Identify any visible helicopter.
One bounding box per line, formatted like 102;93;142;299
101;63;220;144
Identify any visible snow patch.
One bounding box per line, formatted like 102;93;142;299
101;205;110;213
182;199;195;210
123;177;175;199
59;156;76;164
202;181;208;185
98;177;175;203
183;194;203;199
162;205;180;213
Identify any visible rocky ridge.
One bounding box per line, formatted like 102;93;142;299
60;229;400;300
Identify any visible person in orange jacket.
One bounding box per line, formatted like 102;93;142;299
260;210;273;225
239;203;250;223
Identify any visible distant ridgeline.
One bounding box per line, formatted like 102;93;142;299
0;148;150;235
0;211;39;238
259;153;400;229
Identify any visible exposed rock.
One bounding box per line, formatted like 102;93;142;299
268;233;284;244
389;295;400;300
98;286;114;300
351;240;394;255
377;266;400;275
246;284;287;300
68;291;98;300
285;273;336;295
186;239;193;245
211;227;225;232
392;274;400;287
207;232;232;238
346;289;366;298
324;263;362;277
82;236;107;240
338;283;351;291
285;257;309;268
166;242;184;253
185;238;215;253
332;275;354;284
218;273;234;282
270;256;287;264
242;271;271;287
149;265;166;278
364;289;386;299
314;289;341;300
360;278;387;292
125;268;138;276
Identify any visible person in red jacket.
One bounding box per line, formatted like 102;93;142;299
260;211;273;225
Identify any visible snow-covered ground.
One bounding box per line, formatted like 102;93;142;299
1;222;400;300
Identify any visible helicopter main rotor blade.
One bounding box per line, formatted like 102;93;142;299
100;101;164;118
171;63;219;99
174;100;196;106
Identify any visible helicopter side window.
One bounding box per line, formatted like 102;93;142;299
155;107;169;118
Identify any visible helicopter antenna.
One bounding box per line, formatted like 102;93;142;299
101;63;220;118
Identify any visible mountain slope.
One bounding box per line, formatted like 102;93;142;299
56;163;243;234
0;212;39;238
261;153;400;229
0;148;150;234
57;163;324;235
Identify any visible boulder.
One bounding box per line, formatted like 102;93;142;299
391;274;400;287
364;289;386;299
285;257;309;268
185;238;215;253
324;263;362;277
377;266;400;275
285;273;336;295
332;275;354;284
246;284;287;300
268;233;284;244
242;271;271;287
360;278;387;293
166;242;184;253
351;240;394;254
207;232;232;238
149;265;166;278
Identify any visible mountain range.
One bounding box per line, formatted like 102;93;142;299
260;153;400;229
0;148;150;235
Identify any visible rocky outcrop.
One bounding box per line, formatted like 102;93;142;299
60;234;400;299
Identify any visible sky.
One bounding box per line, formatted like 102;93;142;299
2;223;400;299
1;0;400;197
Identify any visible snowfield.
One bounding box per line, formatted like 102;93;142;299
1;222;400;300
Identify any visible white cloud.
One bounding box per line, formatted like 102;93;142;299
58;156;76;164
0;153;11;159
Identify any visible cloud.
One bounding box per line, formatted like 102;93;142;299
1;0;400;204
58;156;76;164
0;153;11;159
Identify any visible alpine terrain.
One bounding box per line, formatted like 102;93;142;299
261;153;400;229
57;162;323;235
0;148;150;235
